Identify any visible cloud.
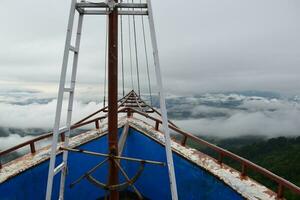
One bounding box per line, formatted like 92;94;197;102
173;94;300;138
1;1;300;95
1;88;300;142
0;100;102;129
175;111;300;138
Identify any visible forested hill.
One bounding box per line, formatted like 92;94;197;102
213;136;300;200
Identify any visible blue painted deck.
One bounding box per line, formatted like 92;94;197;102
0;127;243;200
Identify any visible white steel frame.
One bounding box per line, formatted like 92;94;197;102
147;0;178;199
46;0;178;199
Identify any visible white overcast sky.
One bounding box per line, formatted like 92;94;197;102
0;0;300;96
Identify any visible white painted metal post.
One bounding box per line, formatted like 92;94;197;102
46;0;77;199
59;13;84;200
146;0;178;199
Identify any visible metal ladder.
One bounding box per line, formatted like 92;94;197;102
46;0;84;199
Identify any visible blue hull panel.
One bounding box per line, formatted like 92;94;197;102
0;128;243;200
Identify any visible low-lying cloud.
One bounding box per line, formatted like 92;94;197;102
175;110;300;138
0;97;103;150
0;91;300;149
172;94;300;138
0;99;102;129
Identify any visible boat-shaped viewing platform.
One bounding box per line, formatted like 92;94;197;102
1;91;299;199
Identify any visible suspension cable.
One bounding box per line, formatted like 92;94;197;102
132;0;141;97
120;0;125;96
128;0;134;90
103;14;108;107
140;0;153;106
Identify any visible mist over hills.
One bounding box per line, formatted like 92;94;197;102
163;91;300;138
0;89;300;150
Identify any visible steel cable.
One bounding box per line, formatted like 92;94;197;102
120;0;125;96
103;13;108;107
132;0;141;97
140;0;153;106
127;0;134;90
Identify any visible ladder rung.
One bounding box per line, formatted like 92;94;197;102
69;45;78;53
64;87;74;93
54;162;65;175
59;126;68;134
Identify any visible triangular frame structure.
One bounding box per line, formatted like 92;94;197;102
45;1;178;200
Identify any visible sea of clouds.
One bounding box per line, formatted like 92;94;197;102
0;88;102;150
1;89;300;150
175;104;300;138
171;93;300;138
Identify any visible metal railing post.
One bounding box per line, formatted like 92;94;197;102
30;142;36;154
181;136;187;146
277;184;284;199
241;162;247;178
95;120;100;129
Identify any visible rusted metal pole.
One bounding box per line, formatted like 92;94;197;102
241;162;247;178
60;132;65;142
30;142;36;154
95;120;100;129
218;153;223;165
108;0;119;199
277;184;284;199
155;120;159;130
181;136;187;146
127;109;132;118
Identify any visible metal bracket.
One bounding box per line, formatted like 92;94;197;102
85;161;145;191
106;0;116;10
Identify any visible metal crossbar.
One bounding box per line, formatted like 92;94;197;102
80;10;148;15
60;147;165;166
75;2;148;15
76;2;147;9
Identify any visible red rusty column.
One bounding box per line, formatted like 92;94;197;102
108;0;119;199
